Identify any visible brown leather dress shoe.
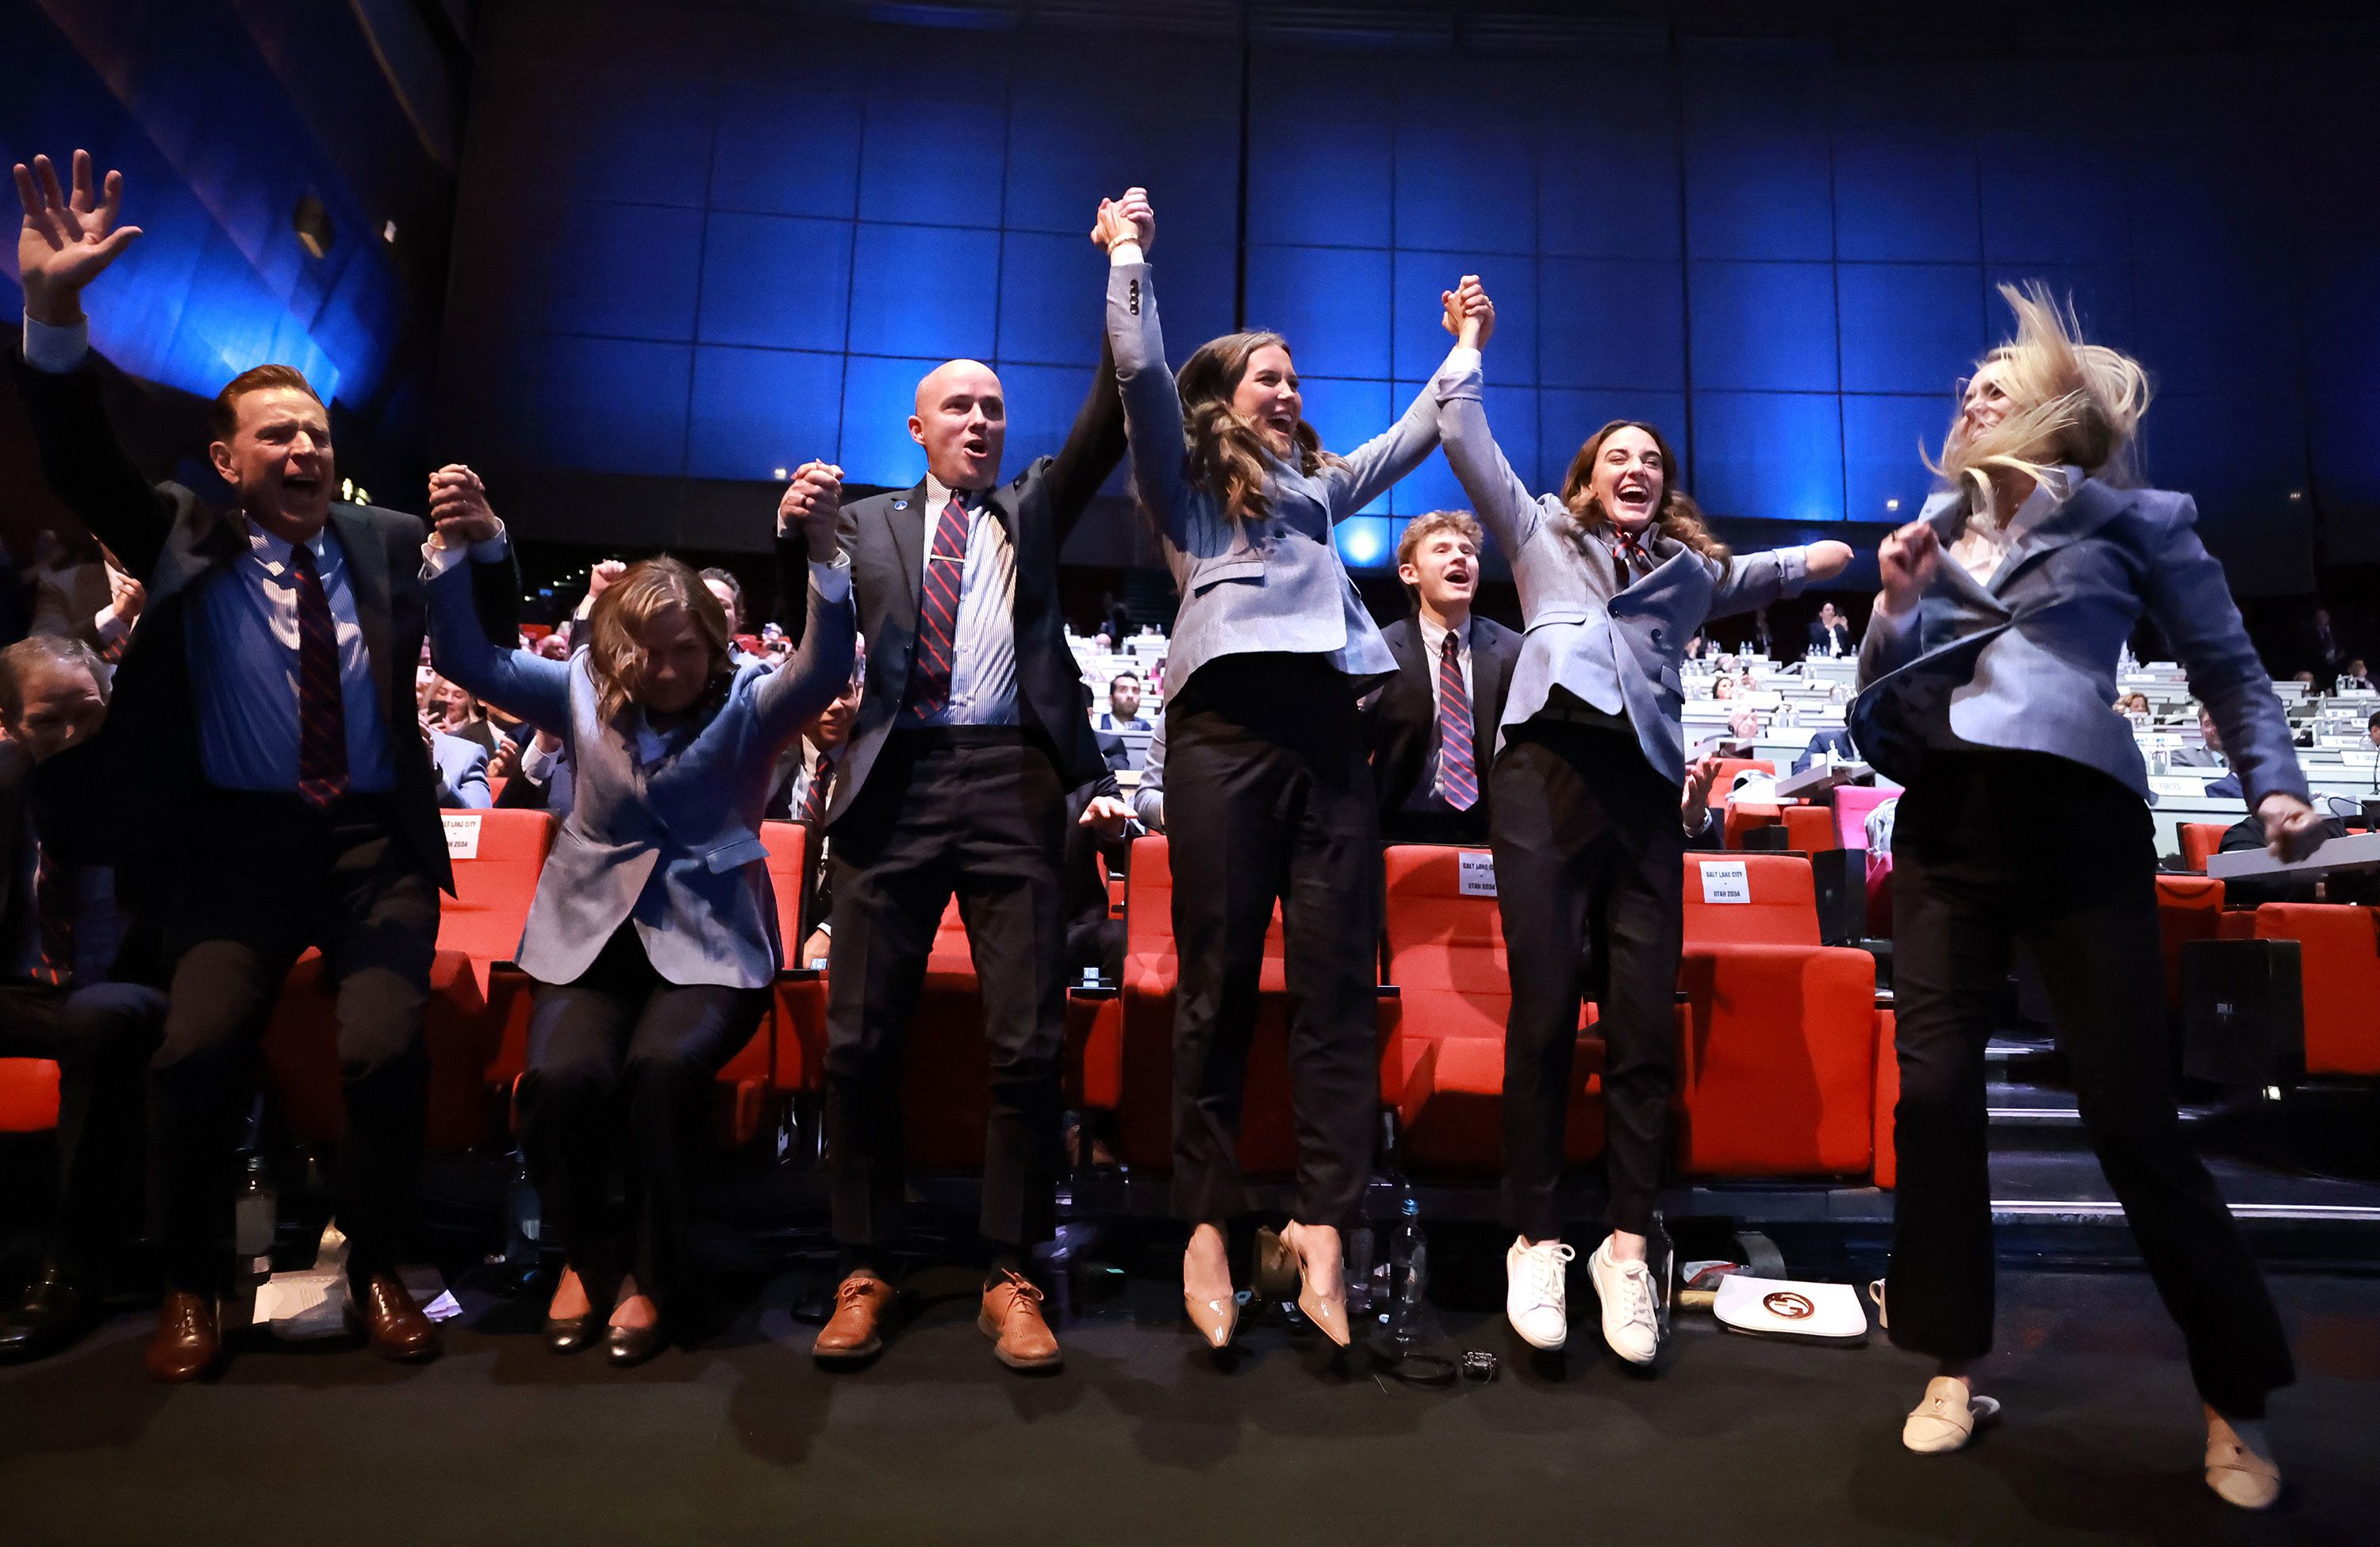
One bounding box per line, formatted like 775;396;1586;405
351;1272;441;1364
812;1272;895;1366
979;1269;1061;1372
144;1290;223;1384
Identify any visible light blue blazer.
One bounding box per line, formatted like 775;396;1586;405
427;553;857;988
1850;478;2308;811
1107;256;1469;693
1436;357;1814;782
430;729;493;810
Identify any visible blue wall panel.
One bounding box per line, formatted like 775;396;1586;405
1540;259;1687;392
836;354;942;489
1842;393;1953;524
854;99;1005;228
1837;263;1985;395
1243;247;1393;382
698;213;854;352
1392;251;1535;384
1833;140;1982;263
549;200;701;342
1692;391;1844;524
538;335;690;476
709;90;865;219
685;347;846;482
846;223;1001;361
1688;263;1839;392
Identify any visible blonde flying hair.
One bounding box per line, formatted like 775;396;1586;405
1557;420;1729;569
1173;330;1342;524
1931;282;2152;520
583;557;734;724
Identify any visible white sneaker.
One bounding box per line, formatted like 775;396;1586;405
1504;1236;1576;1350
1588;1237;1660;1365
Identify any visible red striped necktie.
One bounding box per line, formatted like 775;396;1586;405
1437;631;1478;812
289;541;351;807
904;494;970;720
800;754;835;826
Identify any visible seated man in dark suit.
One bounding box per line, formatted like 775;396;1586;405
1792;725;1858;774
1094;668;1148;734
0;635;167;1362
1806;601;1856;658
1362;510;1520;844
2173;701;2244;800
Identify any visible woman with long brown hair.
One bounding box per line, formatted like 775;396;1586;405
1098;186;1474;1350
424;472;853;1365
1433;278;1849;1368
1852;285;2317;1507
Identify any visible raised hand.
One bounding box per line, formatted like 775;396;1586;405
106;565;146;622
1439;274;1495;350
1113;186;1155;252
428;464;501;547
1089;198;1128;251
1680;754;1722;835
1876;520;1941;616
14;151;142;326
777;459;843;555
587;559;627;600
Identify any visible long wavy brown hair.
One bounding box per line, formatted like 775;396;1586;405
1173;331;1342;524
1557;420;1729;570
583;557;734;724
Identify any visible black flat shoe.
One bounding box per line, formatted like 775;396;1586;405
605;1319;665;1368
543;1312;601;1355
0;1264;102;1365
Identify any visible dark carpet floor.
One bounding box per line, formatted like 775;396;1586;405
2;1262;2375;1545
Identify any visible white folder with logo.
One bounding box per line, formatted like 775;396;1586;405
1711;1274;1871;1345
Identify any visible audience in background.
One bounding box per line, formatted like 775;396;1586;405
2305;605;2351;689
2337;657;2373;692
423;673;498;751
1096;669;1148;732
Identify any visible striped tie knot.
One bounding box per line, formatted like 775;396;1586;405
1437;628;1477;812
904;494;972;721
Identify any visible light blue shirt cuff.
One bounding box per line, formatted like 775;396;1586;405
22;313;90;374
420;519;511;579
809;555;851;605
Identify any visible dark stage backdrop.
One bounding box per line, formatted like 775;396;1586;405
441;5;2375;597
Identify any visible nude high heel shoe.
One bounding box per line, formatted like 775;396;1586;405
1259;1222;1349;1347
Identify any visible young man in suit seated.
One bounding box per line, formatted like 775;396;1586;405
0;635;169;1362
11;150;520;1381
1094;669;1148;733
1361;510;1520;845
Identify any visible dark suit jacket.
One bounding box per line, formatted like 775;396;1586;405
774;336;1126;832
1791;727;1857;774
10;351;520;896
1807;619;1854;657
1365;612;1521;835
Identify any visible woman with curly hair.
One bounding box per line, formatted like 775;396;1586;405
1434;277;1849;1368
1099;186;1473;1351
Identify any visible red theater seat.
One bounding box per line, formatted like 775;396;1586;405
1674;852;1881;1178
2153;873;2225;1013
263;947;497;1151
1115;835;1395;1177
2249;903;2380;1076
2178;822;2228;873
1722;801;1784;849
0;1058;61;1133
1783;803;1837;852
1380;846;1603;1177
435;809;557;989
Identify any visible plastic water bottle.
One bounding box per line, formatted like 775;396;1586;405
233;1153;276;1276
505;1150;542;1269
1389;1195;1427;1346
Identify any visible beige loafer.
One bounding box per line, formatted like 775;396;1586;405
1902;1376;2000;1454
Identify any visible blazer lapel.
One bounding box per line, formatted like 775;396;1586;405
1474;620;1512;726
328;506;396;718
882;479;930;635
1989;478;2129;594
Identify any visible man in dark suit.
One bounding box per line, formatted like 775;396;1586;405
1792;726;1858;773
1364;510;1519;846
0;635;167;1362
777;301;1126;1372
12;150;516;1381
1806;601;1856;658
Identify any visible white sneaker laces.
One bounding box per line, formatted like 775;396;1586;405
1514;1242;1574;1310
1606;1251;1656;1334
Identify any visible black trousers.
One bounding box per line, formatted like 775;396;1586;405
1888;750;2293;1418
1166;654;1380;1228
151;793;439;1293
0;981;166;1268
823;729;1069;1249
1490;722;1683;1240
519;925;767;1307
